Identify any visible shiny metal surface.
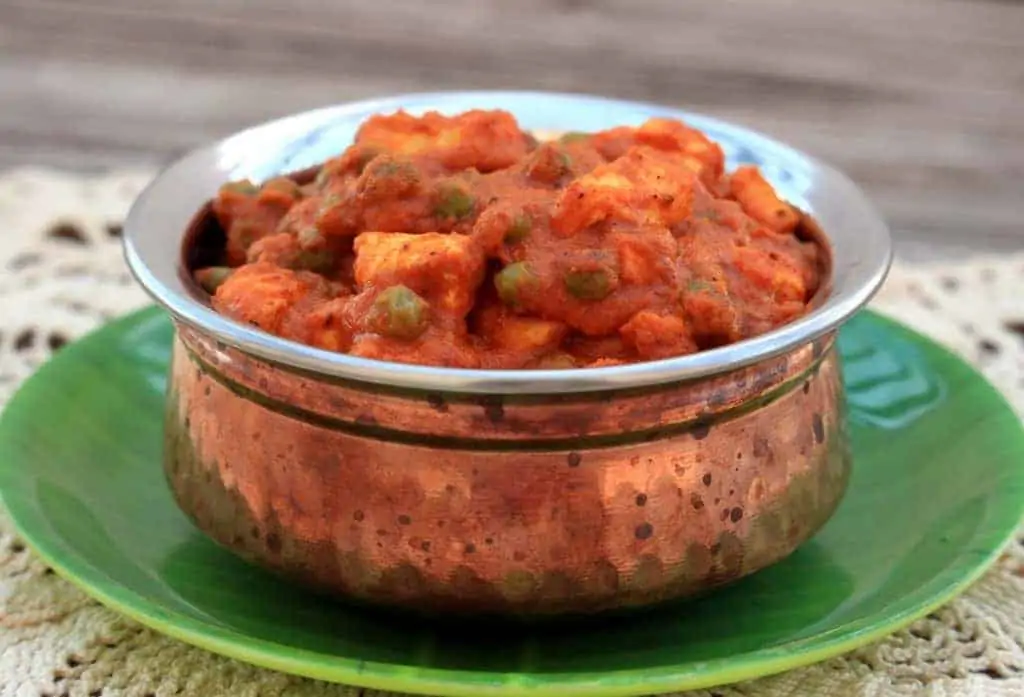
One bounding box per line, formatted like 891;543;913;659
124;90;891;394
165;322;849;616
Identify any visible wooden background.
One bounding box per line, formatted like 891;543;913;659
1;0;1021;260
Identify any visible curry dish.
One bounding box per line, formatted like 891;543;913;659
192;109;824;369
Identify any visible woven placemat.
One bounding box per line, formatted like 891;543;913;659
1;167;1022;697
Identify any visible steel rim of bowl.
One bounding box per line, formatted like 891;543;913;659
123;90;892;395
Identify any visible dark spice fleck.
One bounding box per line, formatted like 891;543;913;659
266;532;282;553
482;397;505;423
355;413;378;426
48;222;88;244
426;393;449;413
14;329;34;351
812;413;825;444
690;419;712;440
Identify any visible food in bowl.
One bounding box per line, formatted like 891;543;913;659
192;108;824;370
125;92;891;617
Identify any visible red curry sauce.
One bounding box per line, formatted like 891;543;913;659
193;109;823;369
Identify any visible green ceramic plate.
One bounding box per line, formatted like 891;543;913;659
1;308;1022;697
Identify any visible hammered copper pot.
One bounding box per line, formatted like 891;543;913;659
124;91;892;617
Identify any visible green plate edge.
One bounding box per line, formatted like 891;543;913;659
1;307;1022;697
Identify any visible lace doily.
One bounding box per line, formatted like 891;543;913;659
1;167;1022;697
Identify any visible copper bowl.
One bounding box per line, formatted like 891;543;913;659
124;91;892;617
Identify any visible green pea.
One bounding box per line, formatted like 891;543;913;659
220;179;258;196
369;159;420;181
313;167;332;188
525;146;572;184
565;269;613;301
297;227;323;248
686;278;714;294
291;227;336;271
494;262;537;306
295;249;336;274
262;177;301;197
370;285;430;340
355;147;381;173
360;159;421;200
434;184;475;220
318;193;343;217
559;131;590;143
233;221;262;249
505;214;532;243
374;161;402;177
195;267;233;294
535;352;576;370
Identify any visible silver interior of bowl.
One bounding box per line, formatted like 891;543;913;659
123;90;892;394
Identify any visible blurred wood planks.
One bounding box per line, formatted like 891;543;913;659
1;0;1021;259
